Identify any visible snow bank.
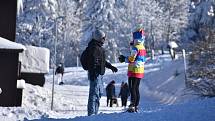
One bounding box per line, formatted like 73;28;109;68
142;55;192;104
19;46;50;73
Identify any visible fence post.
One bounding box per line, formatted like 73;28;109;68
182;49;187;82
151;49;155;60
77;56;79;67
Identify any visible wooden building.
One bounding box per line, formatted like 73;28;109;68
0;37;25;106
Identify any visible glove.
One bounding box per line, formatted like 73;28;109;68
110;66;118;73
118;55;125;63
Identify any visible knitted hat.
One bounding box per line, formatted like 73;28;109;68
92;29;106;41
133;30;145;43
133;24;144;32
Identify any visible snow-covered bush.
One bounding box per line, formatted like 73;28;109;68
187;27;215;97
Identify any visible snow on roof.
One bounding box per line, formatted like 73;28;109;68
19;45;50;73
0;37;26;50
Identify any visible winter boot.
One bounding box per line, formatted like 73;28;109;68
135;106;139;112
59;82;64;85
127;104;135;113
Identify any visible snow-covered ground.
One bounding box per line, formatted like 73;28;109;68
0;54;215;121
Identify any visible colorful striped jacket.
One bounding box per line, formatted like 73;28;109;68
126;43;146;79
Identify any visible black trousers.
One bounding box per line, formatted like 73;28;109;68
169;48;176;60
107;97;118;107
121;97;128;107
107;97;111;107
128;77;141;107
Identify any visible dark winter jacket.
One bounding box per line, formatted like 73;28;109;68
86;39;114;80
55;66;64;75
106;83;116;98
119;84;130;98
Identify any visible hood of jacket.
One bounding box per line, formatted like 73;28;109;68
88;39;103;47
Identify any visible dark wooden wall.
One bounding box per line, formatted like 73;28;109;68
20;73;45;87
0;0;17;41
0;52;21;106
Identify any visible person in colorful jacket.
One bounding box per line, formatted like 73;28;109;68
118;27;146;112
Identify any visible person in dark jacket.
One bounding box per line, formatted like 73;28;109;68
106;80;116;107
55;63;64;85
85;29;118;116
118;82;130;107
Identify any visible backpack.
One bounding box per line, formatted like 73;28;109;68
80;47;90;70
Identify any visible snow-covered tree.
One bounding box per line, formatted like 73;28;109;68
81;0;167;61
183;0;215;43
55;0;82;66
16;0;190;66
81;0;122;62
156;0;190;47
16;0;82;67
16;0;58;67
16;0;57;45
135;0;166;50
